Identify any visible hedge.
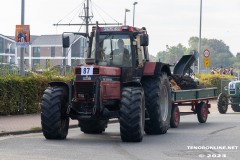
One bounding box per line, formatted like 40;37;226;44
0;72;234;115
0;73;71;115
196;73;233;94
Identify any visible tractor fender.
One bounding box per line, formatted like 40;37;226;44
48;81;72;102
49;81;69;91
143;62;171;76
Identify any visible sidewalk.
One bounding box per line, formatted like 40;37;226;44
0;114;118;137
0;114;78;137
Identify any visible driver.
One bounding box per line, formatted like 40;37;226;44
112;39;130;66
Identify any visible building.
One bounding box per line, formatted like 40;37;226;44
0;34;17;64
0;34;85;70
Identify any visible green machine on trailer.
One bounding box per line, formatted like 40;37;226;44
217;80;240;114
169;55;218;128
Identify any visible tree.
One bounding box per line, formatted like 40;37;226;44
188;37;233;69
156;44;186;64
154;37;237;73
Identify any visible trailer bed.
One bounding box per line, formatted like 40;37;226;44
172;87;217;102
170;87;217;128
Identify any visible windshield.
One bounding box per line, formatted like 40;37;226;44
91;34;132;67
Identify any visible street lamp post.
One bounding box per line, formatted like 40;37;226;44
124;9;130;25
20;0;25;77
198;0;202;74
133;2;138;27
19;0;25;114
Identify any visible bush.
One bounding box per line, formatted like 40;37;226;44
0;73;72;115
1;71;233;115
196;73;233;94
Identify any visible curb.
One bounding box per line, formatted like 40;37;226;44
0;119;118;137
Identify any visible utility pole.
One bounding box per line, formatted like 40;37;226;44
53;0;121;68
53;0;121;35
20;0;25;77
198;0;202;74
86;0;89;35
19;0;25;114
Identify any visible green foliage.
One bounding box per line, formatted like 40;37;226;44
188;37;234;69
0;74;72;115
196;73;233;94
156;43;187;64
152;37;236;70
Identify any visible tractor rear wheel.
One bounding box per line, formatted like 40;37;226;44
120;87;145;142
78;119;108;134
170;105;180;128
197;102;208;123
142;74;172;134
41;86;69;139
217;93;228;114
231;104;240;112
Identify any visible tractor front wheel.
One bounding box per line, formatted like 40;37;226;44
217;93;228;114
41;86;69;139
231;104;240;112
120;87;145;142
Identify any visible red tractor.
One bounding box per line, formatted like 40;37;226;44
41;24;172;142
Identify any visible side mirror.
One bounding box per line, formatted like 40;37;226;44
62;35;70;48
140;34;149;46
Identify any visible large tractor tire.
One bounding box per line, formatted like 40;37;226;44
170;104;180;128
41;86;69;139
231;104;240;112
142;74;172;135
217;93;228;114
78;119;108;134
197;102;208;123
120;87;145;142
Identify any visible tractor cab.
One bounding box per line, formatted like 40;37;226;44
62;24;150;83
62;25;149;68
87;25;149;69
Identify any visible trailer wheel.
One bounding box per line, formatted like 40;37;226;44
142;74;172;134
197;102;208;123
79;119;108;134
217;93;228;114
120;87;145;142
41;86;69;139
231;104;240;112
170;105;180;128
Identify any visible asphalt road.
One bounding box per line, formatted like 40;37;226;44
0;103;239;160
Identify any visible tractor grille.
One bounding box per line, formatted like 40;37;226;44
75;82;95;99
75;68;99;75
229;89;236;95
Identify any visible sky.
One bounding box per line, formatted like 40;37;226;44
0;0;240;56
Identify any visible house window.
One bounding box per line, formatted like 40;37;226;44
81;38;86;57
33;47;40;68
51;47;55;57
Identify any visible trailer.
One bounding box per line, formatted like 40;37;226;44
170;87;218;128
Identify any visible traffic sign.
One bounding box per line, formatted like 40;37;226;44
203;49;210;58
204;57;210;67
